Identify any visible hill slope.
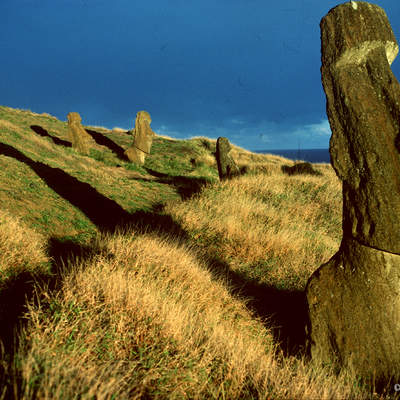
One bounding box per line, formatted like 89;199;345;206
0;105;383;399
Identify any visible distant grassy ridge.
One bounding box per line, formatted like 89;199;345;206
0;105;387;399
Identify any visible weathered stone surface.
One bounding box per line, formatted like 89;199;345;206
321;1;400;252
306;1;400;387
307;238;400;384
215;137;240;181
124;111;155;165
124;146;146;165
67;112;96;155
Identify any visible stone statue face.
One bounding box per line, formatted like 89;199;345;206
321;1;400;252
306;4;400;386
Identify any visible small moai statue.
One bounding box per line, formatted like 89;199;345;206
215;137;240;181
305;1;400;388
67;112;97;155
124;111;155;165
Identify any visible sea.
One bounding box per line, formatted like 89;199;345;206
252;148;330;164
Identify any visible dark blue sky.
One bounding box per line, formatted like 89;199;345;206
1;1;400;150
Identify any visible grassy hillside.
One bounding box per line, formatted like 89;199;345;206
0;105;391;399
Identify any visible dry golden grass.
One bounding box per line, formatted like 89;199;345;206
9;228;366;399
0;106;57;120
2;161;374;399
0;120;23;134
165;166;342;290
0;105;390;398
0;209;49;280
156;133;179;141
111;127;128;133
1;161;384;399
84;125;111;132
188;135;296;177
26;128;62;158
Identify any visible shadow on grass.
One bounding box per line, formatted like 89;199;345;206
0;141;308;393
0;142;132;233
0;204;190;379
0;272;38;357
0;143;194;236
129;203;190;241
202;254;309;358
0;270;39;400
47;203;308;358
0;236;110;399
0;239;100;347
30;125;72;147
0;145;191;357
85;129;129;161
0;142;307;359
142;167;212;200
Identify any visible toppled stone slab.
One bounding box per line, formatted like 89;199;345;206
306;1;400;387
281;162;322;176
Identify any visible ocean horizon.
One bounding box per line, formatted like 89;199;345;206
252;148;330;164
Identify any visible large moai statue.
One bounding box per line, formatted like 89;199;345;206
216;137;240;181
124;111;155;165
305;1;400;387
67;112;97;155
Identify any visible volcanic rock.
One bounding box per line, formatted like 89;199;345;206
67;112;96;155
306;1;400;387
124;111;155;165
215;137;240;181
